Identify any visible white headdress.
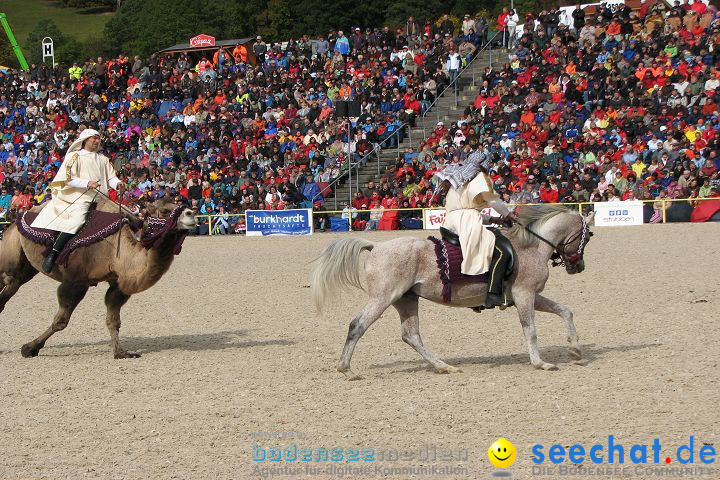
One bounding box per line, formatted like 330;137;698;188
66;128;100;156
433;150;489;190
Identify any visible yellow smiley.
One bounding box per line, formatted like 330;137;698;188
488;438;517;469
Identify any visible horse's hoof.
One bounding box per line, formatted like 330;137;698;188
436;365;463;374
341;370;363;381
21;343;40;358
114;351;141;359
534;362;559;371
568;347;582;360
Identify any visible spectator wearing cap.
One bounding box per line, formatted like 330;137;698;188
334;31;350;56
253;36;267;63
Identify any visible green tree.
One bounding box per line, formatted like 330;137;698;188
299;0;387;36
104;0;236;56
511;0;541;17
63;0;117;10
100;0;509;58
223;0;265;39
385;0;446;29
0;38;21;69
60;37;85;65
255;0;296;40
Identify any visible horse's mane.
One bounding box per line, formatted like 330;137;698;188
503;205;578;248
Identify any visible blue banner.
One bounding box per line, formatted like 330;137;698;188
245;209;313;236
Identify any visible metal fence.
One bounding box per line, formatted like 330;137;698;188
186;197;718;235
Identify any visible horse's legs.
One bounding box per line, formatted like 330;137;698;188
0;268;38;314
534;294;582;360
338;297;393;380
21;282;89;358
513;290;558;371
394;295;461;374
105;284;137;359
0;248;39;314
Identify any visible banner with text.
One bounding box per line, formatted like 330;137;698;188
593;201;644;227
423;209;446;229
245;209;313;236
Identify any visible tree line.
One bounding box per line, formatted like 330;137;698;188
2;0;545;69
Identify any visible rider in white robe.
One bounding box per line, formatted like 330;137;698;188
31;128;123;272
435;151;517;307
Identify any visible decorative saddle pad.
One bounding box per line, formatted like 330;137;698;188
18;210;129;267
428;236;489;303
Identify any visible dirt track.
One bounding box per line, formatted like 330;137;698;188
0;223;717;479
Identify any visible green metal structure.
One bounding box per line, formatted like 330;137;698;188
0;12;29;71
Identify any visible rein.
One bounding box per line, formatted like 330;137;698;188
511;215;591;267
93;189;141;221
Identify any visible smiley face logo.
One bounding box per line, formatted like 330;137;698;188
488;438;517;469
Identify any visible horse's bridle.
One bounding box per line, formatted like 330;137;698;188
515;215;592;268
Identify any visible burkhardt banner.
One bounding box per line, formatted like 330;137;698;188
245;209;313;236
593;201;644;226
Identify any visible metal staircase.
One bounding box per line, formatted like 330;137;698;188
327;44;511;209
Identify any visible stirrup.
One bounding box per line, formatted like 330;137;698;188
484;292;507;309
42;251;59;273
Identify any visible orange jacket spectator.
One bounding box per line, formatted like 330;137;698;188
233;44;248;63
606;20;621;36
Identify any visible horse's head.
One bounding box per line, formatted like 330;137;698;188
144;196;197;231
509;206;595;275
557;211;594;275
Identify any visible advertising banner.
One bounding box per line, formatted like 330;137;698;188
423;209;446;229
245;209;313;236
593;201;644;226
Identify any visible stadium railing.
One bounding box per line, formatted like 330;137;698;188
2;197;713;235
185;197;719;235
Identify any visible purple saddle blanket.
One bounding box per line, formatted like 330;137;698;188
428;236;489;303
17;210;129;267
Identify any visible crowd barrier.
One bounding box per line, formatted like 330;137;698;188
194;197;719;235
1;198;715;236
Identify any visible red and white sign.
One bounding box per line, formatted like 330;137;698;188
424;209;446;229
190;34;216;48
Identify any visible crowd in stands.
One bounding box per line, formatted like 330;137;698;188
464;0;720;211
1;0;719;234
2;16;487;233
345;0;720;230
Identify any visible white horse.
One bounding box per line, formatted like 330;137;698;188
310;205;595;379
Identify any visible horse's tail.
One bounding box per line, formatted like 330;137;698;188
310;238;375;314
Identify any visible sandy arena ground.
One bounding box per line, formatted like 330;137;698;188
0;223;717;480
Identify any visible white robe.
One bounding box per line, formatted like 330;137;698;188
442;173;509;275
30;149;120;234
